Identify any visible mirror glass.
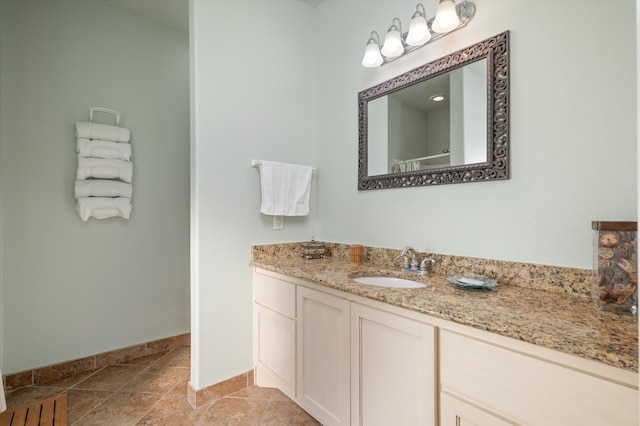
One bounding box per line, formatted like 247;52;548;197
367;59;487;176
358;31;509;189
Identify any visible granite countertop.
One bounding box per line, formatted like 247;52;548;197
252;256;639;372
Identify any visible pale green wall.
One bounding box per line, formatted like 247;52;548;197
189;0;317;389
4;0;628;391
315;0;637;269
0;0;190;374
187;0;636;392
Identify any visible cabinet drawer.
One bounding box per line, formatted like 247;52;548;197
440;329;638;426
254;271;296;318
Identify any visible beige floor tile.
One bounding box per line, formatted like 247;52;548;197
229;385;285;400
40;370;99;388
154;347;190;368
196;397;269;425
6;348;318;425
5;386;64;409
66;389;113;424
135;394;209;425
268;390;292;402
168;377;189;396
260;400;321;425
73;391;160;425
120;366;189;395
72;364;146;391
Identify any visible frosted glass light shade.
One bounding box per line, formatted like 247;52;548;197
362;41;384;67
406;14;431;46
431;0;460;34
381;28;404;58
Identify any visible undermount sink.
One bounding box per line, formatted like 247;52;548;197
352;276;427;289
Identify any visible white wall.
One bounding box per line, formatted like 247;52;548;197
315;0;637;269
190;0;317;390
0;0;190;374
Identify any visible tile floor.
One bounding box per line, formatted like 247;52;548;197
5;347;320;425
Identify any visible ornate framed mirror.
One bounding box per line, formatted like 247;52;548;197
358;31;509;190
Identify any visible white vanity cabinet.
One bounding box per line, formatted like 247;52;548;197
350;303;437;426
253;271;296;399
439;328;639;426
253;268;639;426
296;285;351;426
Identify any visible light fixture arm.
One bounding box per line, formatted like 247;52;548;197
390;17;403;35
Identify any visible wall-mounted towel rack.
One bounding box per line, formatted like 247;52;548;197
251;159;316;171
75;107;132;221
90;107;120;126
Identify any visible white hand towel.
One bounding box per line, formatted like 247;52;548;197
75;121;130;143
75;180;132;199
76;197;131;221
77;138;131;161
259;160;313;216
77;157;133;183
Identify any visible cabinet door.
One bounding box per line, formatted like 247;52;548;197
351;304;436;426
254;304;296;398
440;392;513;426
297;286;351;426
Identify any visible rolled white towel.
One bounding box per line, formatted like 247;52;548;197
77;157;132;183
77;138;131;161
74;180;132;199
76;197;131;221
75;121;130;143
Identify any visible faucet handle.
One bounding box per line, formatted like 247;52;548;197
419;258;435;273
410;258;419;270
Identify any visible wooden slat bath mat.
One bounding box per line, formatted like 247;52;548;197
0;393;67;426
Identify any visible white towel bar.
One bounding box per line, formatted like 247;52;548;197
251;159;316;171
90;107;120;126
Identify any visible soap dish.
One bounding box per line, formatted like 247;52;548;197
301;241;327;260
447;275;498;290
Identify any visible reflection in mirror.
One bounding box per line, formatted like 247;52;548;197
358;31;509;190
367;59;487;176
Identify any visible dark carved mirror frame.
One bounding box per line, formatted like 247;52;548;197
358;31;509;190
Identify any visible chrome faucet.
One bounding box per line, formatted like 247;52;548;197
398;246;435;275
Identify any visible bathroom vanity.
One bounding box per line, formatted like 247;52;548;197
252;250;638;426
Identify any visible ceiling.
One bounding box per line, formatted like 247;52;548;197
94;0;324;34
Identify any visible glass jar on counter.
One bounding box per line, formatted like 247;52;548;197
592;221;637;314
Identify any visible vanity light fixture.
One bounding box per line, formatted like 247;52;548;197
362;32;384;67
361;1;475;68
431;0;461;33
406;4;431;46
380;18;404;58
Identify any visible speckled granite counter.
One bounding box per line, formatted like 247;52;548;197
252;250;638;373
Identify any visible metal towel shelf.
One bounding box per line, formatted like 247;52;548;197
89;107;120;126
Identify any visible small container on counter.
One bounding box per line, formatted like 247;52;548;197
301;240;327;260
350;244;363;264
592;221;637;314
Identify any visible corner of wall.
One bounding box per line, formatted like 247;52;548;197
0;0;6;375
